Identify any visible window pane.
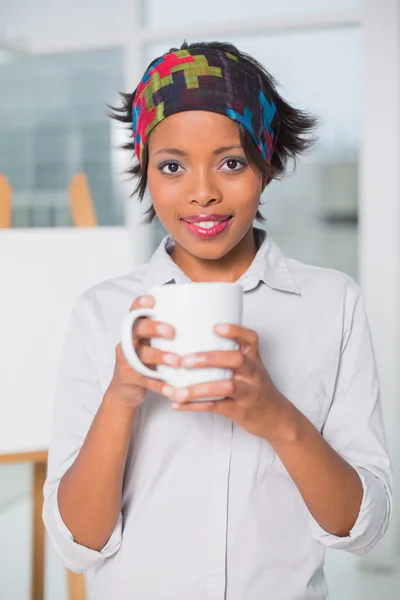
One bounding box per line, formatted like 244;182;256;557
143;0;361;29
143;27;361;279
0;47;124;227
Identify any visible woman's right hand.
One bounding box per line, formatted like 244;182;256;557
106;295;179;409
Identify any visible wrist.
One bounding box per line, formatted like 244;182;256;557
262;392;304;445
102;384;140;416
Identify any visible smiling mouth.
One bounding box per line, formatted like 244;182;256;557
180;214;233;238
181;214;232;225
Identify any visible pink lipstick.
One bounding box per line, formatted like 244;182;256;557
181;214;233;239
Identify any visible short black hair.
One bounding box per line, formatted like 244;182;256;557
110;40;318;223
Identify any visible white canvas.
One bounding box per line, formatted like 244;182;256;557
0;227;133;455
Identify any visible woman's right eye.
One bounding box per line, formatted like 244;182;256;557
158;161;184;174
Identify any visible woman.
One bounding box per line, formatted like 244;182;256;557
43;41;392;600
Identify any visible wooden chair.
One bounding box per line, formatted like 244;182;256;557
0;174;90;600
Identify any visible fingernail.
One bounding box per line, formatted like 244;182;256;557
139;295;151;306
215;324;230;334
176;388;189;401
157;323;174;337
163;353;180;366
181;355;198;368
162;385;175;398
171;402;180;409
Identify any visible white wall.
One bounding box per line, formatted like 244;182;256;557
0;2;6;33
2;0;137;52
359;0;400;565
145;0;361;28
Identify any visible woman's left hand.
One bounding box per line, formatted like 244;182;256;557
162;324;295;441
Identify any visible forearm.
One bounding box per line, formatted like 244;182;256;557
268;395;364;537
58;387;137;551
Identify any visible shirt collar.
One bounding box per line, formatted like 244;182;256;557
143;228;300;295
244;228;301;294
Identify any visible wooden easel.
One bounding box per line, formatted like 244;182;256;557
0;173;97;229
0;174;12;228
68;173;98;227
0;173;97;599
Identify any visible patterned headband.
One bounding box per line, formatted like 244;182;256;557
132;48;279;184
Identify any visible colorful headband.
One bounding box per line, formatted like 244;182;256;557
132;48;279;183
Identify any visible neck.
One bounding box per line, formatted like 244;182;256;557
170;228;258;283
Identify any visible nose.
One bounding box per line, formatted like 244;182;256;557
187;170;222;207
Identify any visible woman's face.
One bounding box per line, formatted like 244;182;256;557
147;111;262;261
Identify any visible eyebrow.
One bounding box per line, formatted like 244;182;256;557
152;144;243;158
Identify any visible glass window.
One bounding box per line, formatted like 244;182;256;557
143;0;361;29
0;47;124;227
142;27;361;279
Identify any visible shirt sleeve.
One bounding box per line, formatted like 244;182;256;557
310;280;393;554
42;291;122;573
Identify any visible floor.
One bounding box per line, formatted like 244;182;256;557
0;464;399;600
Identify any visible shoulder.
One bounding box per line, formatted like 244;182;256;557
285;257;364;338
287;256;361;305
285;258;368;349
70;262;150;325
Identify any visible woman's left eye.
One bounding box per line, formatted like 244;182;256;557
220;158;247;171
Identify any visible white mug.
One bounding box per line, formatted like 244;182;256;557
120;282;243;400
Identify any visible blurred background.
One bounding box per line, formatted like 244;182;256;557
0;0;399;598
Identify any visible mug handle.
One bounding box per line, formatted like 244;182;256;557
120;308;164;380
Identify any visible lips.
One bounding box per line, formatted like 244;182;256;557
181;214;232;224
181;214;233;239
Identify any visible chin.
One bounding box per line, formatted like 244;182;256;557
177;233;238;260
190;246;230;261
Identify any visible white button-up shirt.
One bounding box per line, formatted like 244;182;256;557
43;229;392;600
